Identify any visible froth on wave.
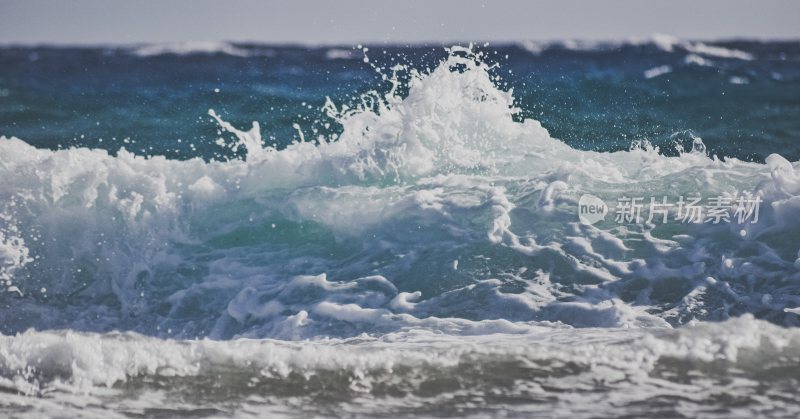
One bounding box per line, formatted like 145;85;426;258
0;316;798;417
0;45;799;344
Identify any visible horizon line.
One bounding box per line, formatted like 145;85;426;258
2;35;800;49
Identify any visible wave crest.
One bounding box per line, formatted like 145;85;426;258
0;45;799;341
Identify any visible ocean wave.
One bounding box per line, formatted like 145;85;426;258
129;41;253;57
1;316;798;416
0;46;799;344
520;33;755;60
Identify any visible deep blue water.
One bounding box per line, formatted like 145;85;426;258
1;40;799;162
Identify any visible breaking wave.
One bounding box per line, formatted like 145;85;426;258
1;44;800;416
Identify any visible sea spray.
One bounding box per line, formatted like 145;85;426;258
1;43;800;417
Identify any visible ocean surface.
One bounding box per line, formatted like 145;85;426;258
1;36;800;417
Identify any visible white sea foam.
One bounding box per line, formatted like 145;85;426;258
2;45;800;342
1;316;798;417
0;46;798;342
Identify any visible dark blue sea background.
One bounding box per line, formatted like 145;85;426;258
1;40;798;162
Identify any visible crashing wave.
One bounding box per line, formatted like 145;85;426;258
0;45;798;344
1;315;799;417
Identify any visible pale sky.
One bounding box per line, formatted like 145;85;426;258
1;0;798;45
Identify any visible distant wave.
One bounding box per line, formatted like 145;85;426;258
683;53;715;67
325;48;356;60
129;41;253;57
520;33;754;60
643;64;673;79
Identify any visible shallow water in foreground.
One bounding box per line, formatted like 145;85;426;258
1;317;799;418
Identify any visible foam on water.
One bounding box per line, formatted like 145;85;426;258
1;316;799;417
1;44;800;415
